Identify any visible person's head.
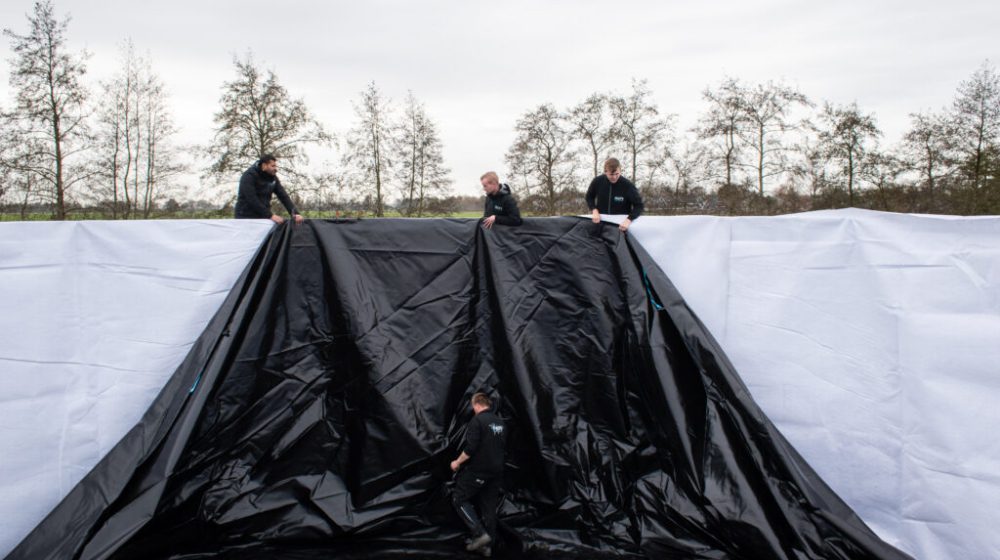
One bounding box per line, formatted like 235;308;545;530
259;154;278;176
603;158;622;184
471;392;492;414
480;171;500;196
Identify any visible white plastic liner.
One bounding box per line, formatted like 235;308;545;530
0;220;272;554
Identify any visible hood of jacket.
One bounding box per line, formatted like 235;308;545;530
489;183;512;198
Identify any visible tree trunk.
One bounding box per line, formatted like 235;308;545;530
757;125;765;196
847;150;855;207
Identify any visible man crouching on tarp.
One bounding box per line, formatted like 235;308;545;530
480;171;522;229
451;392;507;557
234;154;304;225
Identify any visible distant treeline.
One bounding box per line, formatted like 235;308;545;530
2;1;998;221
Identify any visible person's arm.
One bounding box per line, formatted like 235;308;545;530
494;196;522;226
463;417;481;458
626;184;643;221
481;198;496;229
238;171;272;218
618;185;643;231
451;451;471;472
585;177;599;211
273;179;301;219
452;417;481;470
586;177;602;223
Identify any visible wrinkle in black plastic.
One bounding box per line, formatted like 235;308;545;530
7;218;912;560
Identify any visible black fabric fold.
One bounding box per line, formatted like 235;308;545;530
6;218;911;560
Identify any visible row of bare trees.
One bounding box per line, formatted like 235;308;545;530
1;1;91;219
0;2;453;220
0;2;185;220
506;65;1000;216
0;0;430;217
96;42;184;219
208;75;452;218
2;1;998;219
337;84;451;217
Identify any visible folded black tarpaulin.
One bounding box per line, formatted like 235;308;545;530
5;218;912;560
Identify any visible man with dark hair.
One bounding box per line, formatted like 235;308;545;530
234;154;304;224
451;392;506;557
480;171;522;229
585;157;643;232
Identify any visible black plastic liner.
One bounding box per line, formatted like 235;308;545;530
6;218;912;560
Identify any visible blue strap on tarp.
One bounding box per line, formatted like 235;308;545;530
189;372;203;394
643;269;664;311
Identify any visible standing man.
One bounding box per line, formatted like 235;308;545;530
585;157;644;232
234;154;304;224
451;392;506;557
481;171;522;229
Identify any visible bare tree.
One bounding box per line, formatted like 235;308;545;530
901;110;954;209
793;133;833;201
505;103;578;215
568;93;616;178
608;79;674;187
697;76;745;187
665;141;711;194
344;82;395;216
862;150;903;211
397;92;451;216
736;81;811;195
818;101;882;206
95;44;132;219
950;60;1000;206
641;141;711;214
95;41;184;218
3;1;92;220
137;67;184;217
0;153;7;214
0;127;18;214
207;53;330;199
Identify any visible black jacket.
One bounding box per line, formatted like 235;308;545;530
585;175;643;220
483;184;523;226
462;410;506;474
234;161;299;219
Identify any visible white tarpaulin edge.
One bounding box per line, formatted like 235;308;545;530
1;210;997;560
0;220;272;554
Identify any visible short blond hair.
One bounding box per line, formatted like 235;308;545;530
603;158;622;173
471;392;492;408
480;171;499;183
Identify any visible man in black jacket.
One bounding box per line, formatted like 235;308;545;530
234;154;304;224
480;171;522;229
451;392;506;556
585;157;643;232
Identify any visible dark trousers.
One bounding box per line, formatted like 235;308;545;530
452;468;501;540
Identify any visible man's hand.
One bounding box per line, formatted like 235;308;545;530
619;218;632;232
591;209;601;224
482;215;497;230
450;460;461;472
270;214;285;225
293;214;305;225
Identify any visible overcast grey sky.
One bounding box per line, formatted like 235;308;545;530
2;0;998;198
